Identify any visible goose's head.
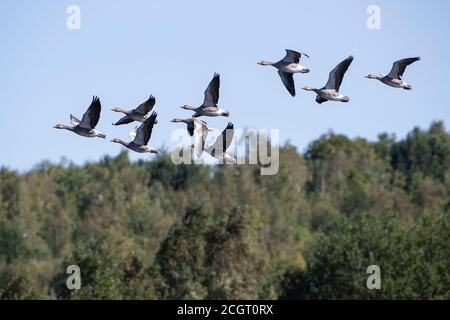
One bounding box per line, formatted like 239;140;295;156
53;124;66;129
341;96;350;103
170;118;185;123
221;111;230;117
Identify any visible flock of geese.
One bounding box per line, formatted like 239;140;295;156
53;50;420;164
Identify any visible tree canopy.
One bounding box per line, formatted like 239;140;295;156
0;121;449;299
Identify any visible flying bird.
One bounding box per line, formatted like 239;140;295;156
171;118;213;158
111;95;158;125
192;122;236;164
110;111;158;153
365;57;420;90
258;49;310;97
180;73;230;117
53;96;106;138
303;56;354;104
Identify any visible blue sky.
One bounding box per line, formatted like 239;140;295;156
1;0;449;170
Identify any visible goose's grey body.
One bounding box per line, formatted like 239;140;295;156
258;49;310;97
53;96;106;138
110;112;158;153
303;56;354;104
365;57;420;90
180;73;230;118
112;95;158;125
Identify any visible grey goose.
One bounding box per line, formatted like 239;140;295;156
111;95;158;125
258;49;310;97
180;73;230;117
110;111;158;153
303;56;354;104
365;57;420;90
53;96;106;138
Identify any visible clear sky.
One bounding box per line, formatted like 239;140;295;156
1;0;449;170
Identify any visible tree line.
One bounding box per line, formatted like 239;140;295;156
0;121;448;299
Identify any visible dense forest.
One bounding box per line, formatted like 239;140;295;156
0;121;449;299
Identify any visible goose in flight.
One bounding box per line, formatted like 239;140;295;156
180;73;230;117
111;95;158;125
258;49;310;97
193;122;236;164
365;57;420;90
53;96;106;138
110;111;158;153
171;118;212;158
303;56;354;104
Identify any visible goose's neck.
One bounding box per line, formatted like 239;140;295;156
54;124;75;131
302;86;317;92
115;139;128;146
258;60;275;66
366;74;383;80
183;105;196;111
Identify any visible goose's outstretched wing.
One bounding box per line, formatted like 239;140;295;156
79;96;101;129
281;49;309;64
211;122;234;153
112;115;134;126
132;111;157;146
324;56;354;91
387;57;420;79
203;73;220;107
278;70;296;97
135;95;156;115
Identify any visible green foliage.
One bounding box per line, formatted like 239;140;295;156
155;205;268;299
0;122;449;299
280;212;449;299
55;237;156;300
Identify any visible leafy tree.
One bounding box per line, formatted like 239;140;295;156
280;212;449;299
155;205;268;299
